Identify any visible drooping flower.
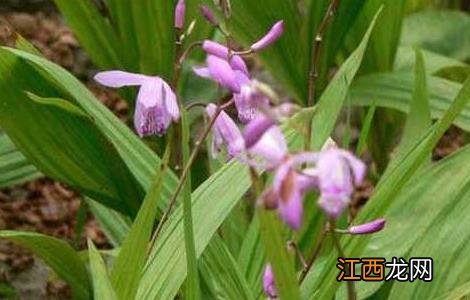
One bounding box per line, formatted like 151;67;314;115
349;218;386;235
263;264;277;299
94;70;179;137
199;5;219;26
314;148;366;219
234;80;271;123
206;103;245;159
174;0;186;29
194;55;242;93
251;20;284;51
270;153;318;229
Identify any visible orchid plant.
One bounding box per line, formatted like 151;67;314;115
0;0;469;300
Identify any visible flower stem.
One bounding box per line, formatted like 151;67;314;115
149;100;234;244
305;0;341;150
330;220;357;300
299;223;328;283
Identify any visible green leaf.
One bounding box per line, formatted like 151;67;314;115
398;47;432;155
0;47;179;214
401;10;470;61
110;149;169;300
225;0;307;102
0;231;90;300
130;0;175;78
88;240;118;300
349;72;470;131
136;128;301;300
86;198;131;247
355;105;376;156
0;85;143;215
52;0;122;69
237;217;265;295
199;235;255;300
350;0;406;73
354;145;470;298
0;130;42;188
137;161;252;300
258;209;300;300
180;110;200;299
394;46;467;74
310;7;381;150
301;72;470;300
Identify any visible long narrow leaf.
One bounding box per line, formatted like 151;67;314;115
88;240;118;300
0;231;90;300
310;7;381;150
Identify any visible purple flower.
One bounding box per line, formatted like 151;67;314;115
194;55;242;93
94;71;179;137
246;125;288;170
234;80;270;123
243;115;275;149
314;148;366;218
263;264;277;299
271;153;318;229
349;218;386;235
206;103;244;158
174;0;186;29
199;5;218;26
251;20;284;51
202;40;249;75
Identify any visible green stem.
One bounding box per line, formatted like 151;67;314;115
330;220;356;300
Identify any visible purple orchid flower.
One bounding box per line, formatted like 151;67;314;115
349;218;386;235
206;103;245;159
270;153;318;230
199;5;218;26
174;0;186;29
94;70;179;137
251;20;284;51
194;52;268;123
263;264;277;299
313;148;366;219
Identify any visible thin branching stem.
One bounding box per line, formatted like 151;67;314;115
149;99;234;245
299;222;329;283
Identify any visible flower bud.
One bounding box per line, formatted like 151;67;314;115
349;218;386;235
251;20;284;51
263;264;277;299
174;0;186;29
199;5;218;26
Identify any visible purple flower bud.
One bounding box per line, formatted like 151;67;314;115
199;5;218;26
202;40;249;75
243;115;275;149
263;264;277;299
349;219;386;235
251;20;284;51
94;70;179;137
174;0;186;29
206;103;244;158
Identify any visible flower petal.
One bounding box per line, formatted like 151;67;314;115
94;70;149;88
203;40;249;75
162;81;180;121
207;55;241;93
251;20;284;51
192;66;211;78
249;126;288;168
340;150;367;185
263;264;277;299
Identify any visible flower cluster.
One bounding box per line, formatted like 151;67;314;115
92;3;385;298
